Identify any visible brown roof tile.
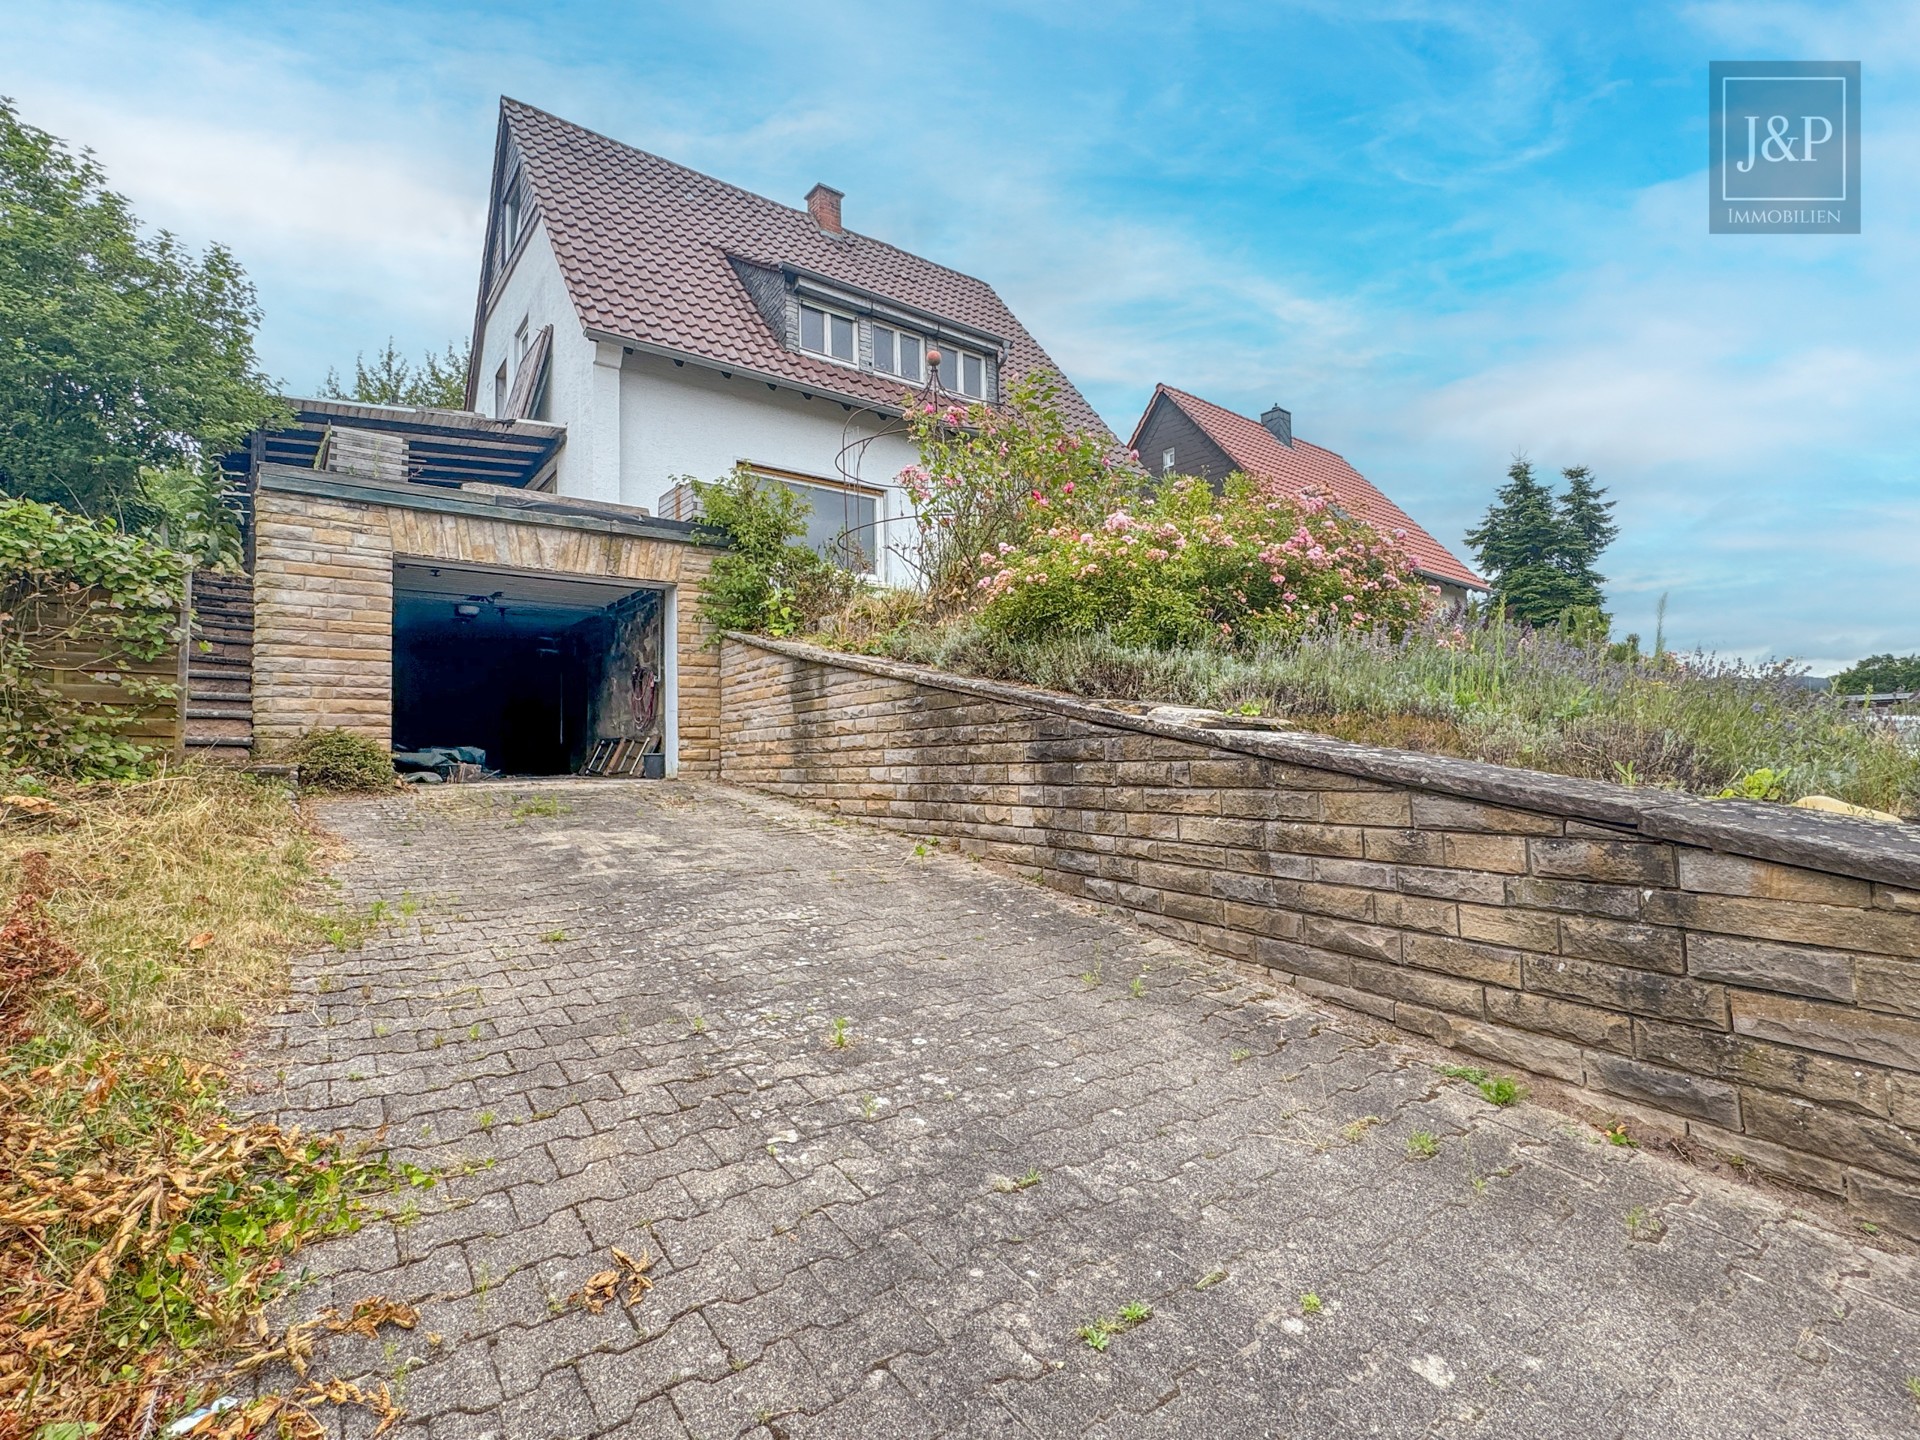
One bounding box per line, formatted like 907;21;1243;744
498;99;1112;442
1134;385;1486;591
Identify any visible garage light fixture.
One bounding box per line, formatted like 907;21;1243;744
453;601;482;621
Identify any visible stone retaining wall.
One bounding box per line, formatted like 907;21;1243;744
719;635;1920;1234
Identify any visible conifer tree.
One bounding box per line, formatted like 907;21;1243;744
1466;458;1617;628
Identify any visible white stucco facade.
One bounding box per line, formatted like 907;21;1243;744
477;223;922;586
473;221;597;496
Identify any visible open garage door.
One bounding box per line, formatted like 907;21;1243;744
392;561;666;776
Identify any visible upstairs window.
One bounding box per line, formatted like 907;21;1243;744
502;174;523;251
799;303;855;362
940;346;986;399
872;325;922;381
1162;447;1176;474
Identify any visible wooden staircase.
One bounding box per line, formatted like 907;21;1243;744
182;571;255;762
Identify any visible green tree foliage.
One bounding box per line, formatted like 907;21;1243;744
321;337;472;409
1466;459;1616;629
1;496;187;777
0;100;281;527
1831;653;1920;695
691;465;856;636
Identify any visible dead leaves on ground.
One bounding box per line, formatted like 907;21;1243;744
569;1247;655;1314
230;1297;418;1379
173;1378;403;1439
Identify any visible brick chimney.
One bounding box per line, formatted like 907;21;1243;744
805;183;844;233
1259;404;1293;448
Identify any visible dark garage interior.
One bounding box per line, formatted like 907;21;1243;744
392;562;665;775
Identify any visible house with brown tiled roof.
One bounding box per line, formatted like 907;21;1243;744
1128;385;1487;604
469;98;1111;585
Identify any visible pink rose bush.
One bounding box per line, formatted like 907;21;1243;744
975;473;1436;648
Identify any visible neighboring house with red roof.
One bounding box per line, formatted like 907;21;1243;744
1128;385;1487;603
469;98;1111;584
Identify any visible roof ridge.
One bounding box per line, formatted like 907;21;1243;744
499;97;999;292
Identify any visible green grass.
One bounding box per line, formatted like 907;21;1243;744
842;615;1920;816
1407;1130;1440;1160
1438;1063;1524;1107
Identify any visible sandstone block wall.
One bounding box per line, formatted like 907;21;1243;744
719;636;1920;1234
250;476;720;773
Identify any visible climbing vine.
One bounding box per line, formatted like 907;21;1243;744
0;497;187;778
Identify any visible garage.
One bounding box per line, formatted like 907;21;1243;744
392;561;666;776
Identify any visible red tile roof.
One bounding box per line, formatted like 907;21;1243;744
497;99;1112;442
1132;385;1486;590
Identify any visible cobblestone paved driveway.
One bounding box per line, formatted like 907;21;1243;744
252;780;1920;1438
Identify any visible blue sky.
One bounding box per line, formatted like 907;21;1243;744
9;1;1916;669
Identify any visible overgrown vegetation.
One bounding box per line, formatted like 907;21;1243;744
0;100;280;535
286;728;394;793
0;498;187;780
0;771;403;1433
691;464;857;636
974;470;1432;648
844;610;1920;815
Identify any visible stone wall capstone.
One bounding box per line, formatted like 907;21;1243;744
718;634;1920;1235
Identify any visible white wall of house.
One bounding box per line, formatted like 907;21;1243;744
482;231;925;583
615;351;921;585
473;221;597;493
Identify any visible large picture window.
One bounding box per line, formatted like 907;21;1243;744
757;470;879;573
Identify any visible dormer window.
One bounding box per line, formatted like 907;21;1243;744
799;303;855;362
941;346;986;399
872;325;922;381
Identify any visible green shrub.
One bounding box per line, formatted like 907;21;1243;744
0;497;187;779
692;465;857;636
288;728;392;792
975;472;1435;648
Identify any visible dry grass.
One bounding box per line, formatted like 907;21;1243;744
2;768;335;1061
0;766;403;1437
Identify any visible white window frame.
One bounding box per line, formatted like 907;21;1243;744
1162;447;1176;474
871;322;924;382
751;465;884;580
502;173;523;252
937;344;989;401
798;301;859;366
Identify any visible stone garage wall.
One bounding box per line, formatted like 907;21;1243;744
719;634;1920;1235
251;466;720;773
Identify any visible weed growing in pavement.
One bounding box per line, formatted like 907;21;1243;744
689;1013;707;1035
1078;1302;1154;1352
1129;973;1147;999
1194;1268;1227;1290
542;929;569;944
1438;1063;1523;1106
828;1016;852;1049
994;1167;1042;1194
1605;1123;1638;1148
1626;1206;1667;1242
1230;1047;1253;1063
1407;1131;1440;1160
1341;1115;1382;1143
509;796;571;822
1299;1292;1323;1316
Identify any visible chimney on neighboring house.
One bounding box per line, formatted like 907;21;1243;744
1260;404;1294;447
805;183;844;233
